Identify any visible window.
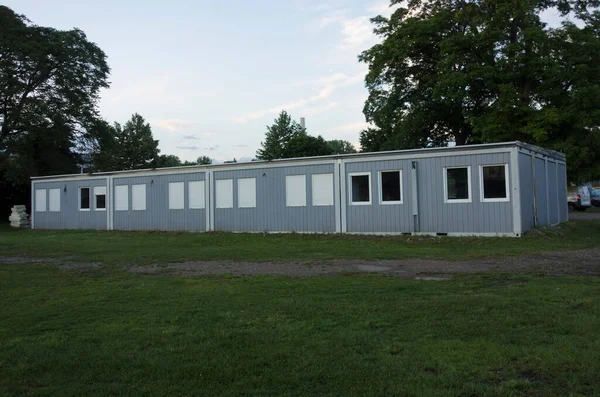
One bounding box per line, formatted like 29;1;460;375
35;189;47;212
286;175;306;207
444;166;471;203
132;184;146;211
189;181;205;209
49;189;60;212
94;186;106;210
238;178;256;208
379;170;402;204
79;187;90;210
115;185;129;211
312;173;334;206
349;172;371;205
169;182;185;209
216;179;233;209
480;164;509;202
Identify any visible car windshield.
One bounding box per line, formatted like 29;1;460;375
592;189;600;198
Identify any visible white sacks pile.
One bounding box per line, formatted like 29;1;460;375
9;205;30;228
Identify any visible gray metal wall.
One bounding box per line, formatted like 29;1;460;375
345;153;513;234
33;179;108;230
518;151;567;231
344;159;414;233
519;153;535;232
113;173;206;231
558;163;568;222
213;164;336;232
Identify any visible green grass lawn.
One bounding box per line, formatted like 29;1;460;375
2;221;600;396
0;220;599;265
1;263;599;396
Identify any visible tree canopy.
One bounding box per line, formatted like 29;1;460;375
256;111;357;160
359;0;600;181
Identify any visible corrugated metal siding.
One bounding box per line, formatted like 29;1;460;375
519;153;535;232
535;158;549;226
547;161;559;225
344;160;414;233
345;153;513;234
33;179;108;230
113;173;206;231
558;163;568;222
213;164;336;232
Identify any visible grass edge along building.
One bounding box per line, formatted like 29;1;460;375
31;141;567;237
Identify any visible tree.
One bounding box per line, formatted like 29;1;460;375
282;134;334;158
155;154;182;168
197;155;212;165
359;0;600;181
0;6;110;146
256;111;306;160
90;114;159;171
327;139;357;154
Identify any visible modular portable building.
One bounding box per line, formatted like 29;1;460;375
30;141;567;237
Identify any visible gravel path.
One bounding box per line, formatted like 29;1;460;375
130;248;600;278
3;249;599;278
569;211;600;220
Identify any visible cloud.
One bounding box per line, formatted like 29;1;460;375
303;101;340;117
182;135;199;140
323;121;372;136
176;145;199;150
233;144;248;148
235;72;364;123
152;119;195;132
205;145;220;151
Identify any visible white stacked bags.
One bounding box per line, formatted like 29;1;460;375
9;205;30;228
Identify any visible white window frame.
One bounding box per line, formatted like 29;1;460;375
48;188;60;212
35;189;47;212
378;170;403;205
311;173;334;207
168;182;185;210
188;180;205;209
131;184;147;211
348;172;372;206
443;166;472;204
79;187;91;211
238;178;257;208
285;174;307;207
94;186;107;211
479;164;510;203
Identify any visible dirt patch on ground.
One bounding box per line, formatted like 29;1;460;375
58;262;100;271
4;250;599;278
142;248;600;278
569;211;600;220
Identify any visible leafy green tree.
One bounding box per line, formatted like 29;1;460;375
360;0;600;181
327;139;357;154
256;111;306;160
116;114;160;170
155;154;182;168
0;6;109;146
282;134;334;158
197;155;212;165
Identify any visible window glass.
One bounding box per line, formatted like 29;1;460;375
381;171;401;202
80;187;90;209
94;186;106;210
446;168;469;200
351;174;370;203
482;165;507;199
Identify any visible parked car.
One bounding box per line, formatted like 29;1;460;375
591;188;600;207
568;185;592;212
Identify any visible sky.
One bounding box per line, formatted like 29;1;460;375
6;1;570;163
6;0;403;162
